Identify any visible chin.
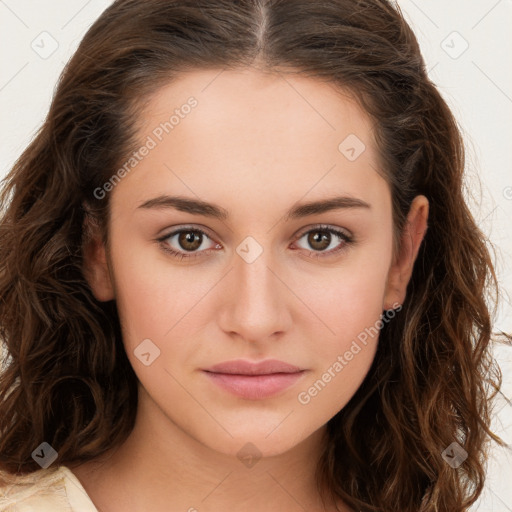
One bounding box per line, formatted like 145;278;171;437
199;422;318;461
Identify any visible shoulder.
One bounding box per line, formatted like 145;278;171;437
0;465;78;511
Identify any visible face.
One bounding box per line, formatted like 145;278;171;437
85;67;428;459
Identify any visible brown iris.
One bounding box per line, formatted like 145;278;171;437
307;230;331;251
178;231;203;251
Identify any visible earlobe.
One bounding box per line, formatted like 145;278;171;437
383;195;429;310
82;213;115;302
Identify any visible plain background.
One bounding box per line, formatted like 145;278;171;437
0;0;510;510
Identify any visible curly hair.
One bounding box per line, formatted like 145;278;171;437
0;0;509;510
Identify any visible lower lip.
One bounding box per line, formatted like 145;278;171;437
203;371;305;400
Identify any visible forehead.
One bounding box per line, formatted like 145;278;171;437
112;67;390;217
140;66;375;152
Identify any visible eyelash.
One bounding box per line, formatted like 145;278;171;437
157;224;354;261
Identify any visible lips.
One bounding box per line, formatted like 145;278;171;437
202;359;306;400
205;359;303;375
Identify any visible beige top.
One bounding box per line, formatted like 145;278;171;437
0;465;98;511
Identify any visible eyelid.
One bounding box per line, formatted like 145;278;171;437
294;223;352;239
157;223;217;240
157;223;354;260
158;223;352;242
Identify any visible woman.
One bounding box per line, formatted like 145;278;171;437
0;0;508;510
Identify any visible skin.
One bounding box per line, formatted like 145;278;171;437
76;67;429;512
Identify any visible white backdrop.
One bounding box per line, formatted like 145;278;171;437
0;1;511;510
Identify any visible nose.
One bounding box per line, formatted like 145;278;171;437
216;244;293;344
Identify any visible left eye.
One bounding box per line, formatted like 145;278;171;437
294;226;352;256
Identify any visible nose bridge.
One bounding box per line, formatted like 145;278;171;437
218;238;291;340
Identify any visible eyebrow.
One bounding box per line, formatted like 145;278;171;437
137;194;371;221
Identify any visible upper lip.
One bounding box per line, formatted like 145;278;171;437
204;359;304;375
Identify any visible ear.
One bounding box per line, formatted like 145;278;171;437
383;195;429;309
82;210;115;302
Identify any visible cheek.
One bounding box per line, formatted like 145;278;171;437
292;243;391;411
298;243;392;346
108;242;233;391
294;282;384;418
295;338;377;422
111;256;211;343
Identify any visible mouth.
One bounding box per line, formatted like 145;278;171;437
202;359;307;400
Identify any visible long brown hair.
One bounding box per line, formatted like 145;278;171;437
0;1;509;510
